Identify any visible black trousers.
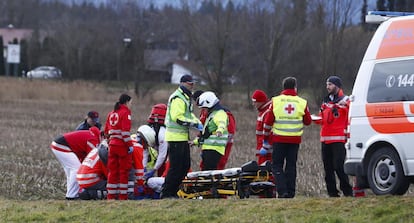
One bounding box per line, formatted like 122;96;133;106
321;142;352;197
272;142;299;198
78;180;107;200
161;141;190;198
201;150;222;170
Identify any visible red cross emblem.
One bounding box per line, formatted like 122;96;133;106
109;113;119;126
284;104;295;114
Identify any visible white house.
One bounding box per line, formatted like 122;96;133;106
171;59;206;85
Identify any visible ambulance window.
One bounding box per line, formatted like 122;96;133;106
367;59;414;103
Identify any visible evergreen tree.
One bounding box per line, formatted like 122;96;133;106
0;36;4;75
19;39;28;77
389;0;395;11
361;0;368;25
377;0;386;10
395;0;407;11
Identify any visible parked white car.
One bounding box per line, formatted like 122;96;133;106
27;66;62;79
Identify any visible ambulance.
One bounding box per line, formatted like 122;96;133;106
345;11;414;195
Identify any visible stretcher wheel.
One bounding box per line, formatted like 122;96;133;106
264;188;275;198
237;181;245;199
237;181;250;199
211;187;220;198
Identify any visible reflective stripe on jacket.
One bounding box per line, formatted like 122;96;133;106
104;104;133;148
131;137;145;186
256;100;272;150
272;95;307;137
319;91;349;144
201;109;228;155
60;130;99;162
165;87;199;141
76;148;107;189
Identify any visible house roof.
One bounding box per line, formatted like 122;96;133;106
144;49;180;72
0;27;33;46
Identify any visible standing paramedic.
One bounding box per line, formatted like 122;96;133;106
251;89;273;165
161;74;202;199
193;90;236;170
50;126;101;200
315;76;353;197
104;93;134;200
197;91;229;170
263;77;311;198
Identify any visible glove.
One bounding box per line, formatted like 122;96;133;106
192;123;203;131
128;146;134;154
144;169;156;179
259;148;268;156
197;123;203;131
136;185;144;194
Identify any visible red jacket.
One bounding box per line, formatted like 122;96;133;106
104;104;133;148
226;111;236;135
131;138;145;186
256;100;272;150
263;89;312;144
317;89;349;144
77;148;107;189
62;130;100;162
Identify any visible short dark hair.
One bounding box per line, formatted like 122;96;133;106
193;90;204;101
283;77;297;90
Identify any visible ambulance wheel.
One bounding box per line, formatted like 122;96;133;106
367;147;409;195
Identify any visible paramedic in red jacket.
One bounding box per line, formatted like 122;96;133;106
252;90;273;165
77;142;108;200
144;104;168;178
193;90;236;170
131;125;156;198
263;77;312;198
50;126;101;200
104;93;134;200
315;76;353;197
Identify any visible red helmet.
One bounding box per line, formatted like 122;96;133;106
147;103;167;124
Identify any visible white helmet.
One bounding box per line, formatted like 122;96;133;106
137;125;156;147
198;91;219;108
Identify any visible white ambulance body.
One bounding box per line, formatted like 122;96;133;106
345;12;414;195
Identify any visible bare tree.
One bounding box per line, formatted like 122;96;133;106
181;0;238;97
0;0;371;103
306;0;361;104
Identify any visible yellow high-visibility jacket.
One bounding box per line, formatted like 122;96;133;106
165;87;200;141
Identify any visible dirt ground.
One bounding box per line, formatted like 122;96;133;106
1;77;398;200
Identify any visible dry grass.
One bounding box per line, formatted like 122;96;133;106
0;76;412;200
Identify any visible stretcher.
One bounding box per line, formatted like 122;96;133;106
177;161;275;199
